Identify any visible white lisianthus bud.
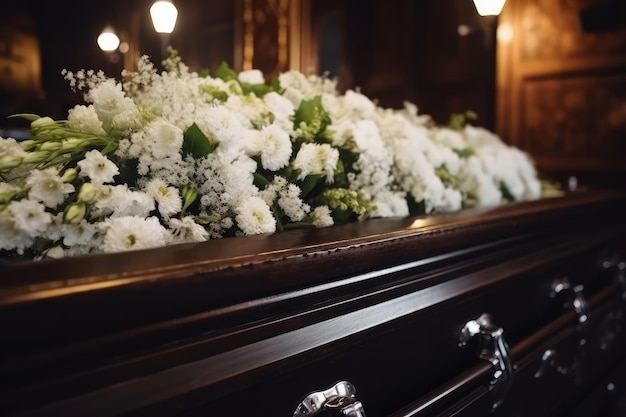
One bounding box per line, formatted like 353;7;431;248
64;202;86;224
45;245;65;259
30;116;56;129
61;168;78;183
20;140;37;151
22;151;50;164
39;141;62;151
0;155;23;170
78;183;98;203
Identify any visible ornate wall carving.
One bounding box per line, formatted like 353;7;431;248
520;0;626;61
241;0;290;77
523;75;626;157
497;0;626;184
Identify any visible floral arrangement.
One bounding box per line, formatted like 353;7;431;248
0;49;542;260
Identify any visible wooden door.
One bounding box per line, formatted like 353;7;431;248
497;0;626;188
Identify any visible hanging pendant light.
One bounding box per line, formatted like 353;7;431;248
150;0;178;34
97;26;120;52
472;0;506;16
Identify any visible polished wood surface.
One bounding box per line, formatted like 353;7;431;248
1;190;626;416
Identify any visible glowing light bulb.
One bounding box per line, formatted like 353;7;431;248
97;27;120;52
472;0;506;16
150;0;178;34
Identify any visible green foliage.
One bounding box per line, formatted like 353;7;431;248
294;96;331;142
447;110;478;131
215;61;238;82
199;85;229;102
320;188;377;223
214;61;278;98
453;148;475;159
499;181;515;202
182;123;217;158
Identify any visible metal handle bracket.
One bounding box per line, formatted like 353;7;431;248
460;313;514;410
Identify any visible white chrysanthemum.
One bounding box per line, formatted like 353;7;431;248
247;123;292;171
343;90;376;118
67;104;106;135
263;91;295;133
110;187;155;218
459;156;502;207
370;191;409;218
101;216;169;253
196;105;248;154
433;127;466;149
77;150;119;184
238;69;265;85
278;70;316;107
144;178;182;219
0;137;27;159
292;143;339;183
26;167;75;208
311;205;334;227
0;206;33;252
8;199;53;237
225;94;271;127
60;220;100;248
143;119;184;159
169;216;209;243
86;78;140;131
235;196;276;235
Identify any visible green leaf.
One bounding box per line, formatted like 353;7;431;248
198;68;210;78
453;148;475;159
500;181;515;202
182;123;216;158
241;82;272;97
8;113;40;121
299;174;322;198
270;77;282;92
253;172;271;189
215;61;238;82
293;96;331;140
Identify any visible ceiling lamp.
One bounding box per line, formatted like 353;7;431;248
473;0;506;16
97;26;120;52
150;0;178;34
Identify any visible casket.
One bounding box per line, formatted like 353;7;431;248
1;189;626;417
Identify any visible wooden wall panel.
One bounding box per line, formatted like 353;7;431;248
497;0;626;186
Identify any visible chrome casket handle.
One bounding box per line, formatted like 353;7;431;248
459;313;513;410
293;380;366;417
551;277;589;323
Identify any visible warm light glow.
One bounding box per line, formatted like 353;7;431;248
97;27;120;52
472;0;506;16
497;23;514;43
150;0;178;33
119;41;130;54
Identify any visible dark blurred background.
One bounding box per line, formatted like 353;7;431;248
1;0;625;187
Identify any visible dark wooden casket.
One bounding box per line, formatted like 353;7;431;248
2;189;626;417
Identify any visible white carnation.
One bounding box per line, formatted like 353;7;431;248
292;143;339;183
101;216;170;253
67;104;106;135
235;196;276;235
247;123;292;171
